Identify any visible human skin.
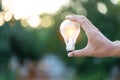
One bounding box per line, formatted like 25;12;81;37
66;15;120;57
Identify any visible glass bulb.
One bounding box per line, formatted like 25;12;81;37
60;20;80;51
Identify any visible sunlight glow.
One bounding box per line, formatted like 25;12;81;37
66;28;75;38
97;2;107;14
1;0;69;27
62;25;79;40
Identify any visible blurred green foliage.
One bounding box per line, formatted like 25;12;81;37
0;0;120;80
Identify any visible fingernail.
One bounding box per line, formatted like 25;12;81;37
66;15;72;19
68;53;73;57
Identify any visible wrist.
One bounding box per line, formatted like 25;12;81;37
111;41;120;57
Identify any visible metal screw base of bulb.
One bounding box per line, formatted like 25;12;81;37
67;50;73;52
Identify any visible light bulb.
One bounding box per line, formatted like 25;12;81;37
60;20;80;52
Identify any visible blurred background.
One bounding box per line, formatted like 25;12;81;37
0;0;120;80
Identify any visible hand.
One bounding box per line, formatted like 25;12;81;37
66;15;116;57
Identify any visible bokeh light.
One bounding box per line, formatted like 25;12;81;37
27;15;41;28
4;11;13;22
0;12;5;26
1;0;70;27
20;19;28;27
110;0;119;5
97;2;107;14
40;15;54;28
70;1;87;16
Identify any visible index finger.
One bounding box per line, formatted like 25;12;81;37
66;15;99;34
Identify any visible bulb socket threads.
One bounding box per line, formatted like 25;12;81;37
67;50;73;52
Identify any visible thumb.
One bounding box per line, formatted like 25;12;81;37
68;48;90;57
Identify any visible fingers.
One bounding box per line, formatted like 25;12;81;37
66;15;93;26
66;15;99;35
